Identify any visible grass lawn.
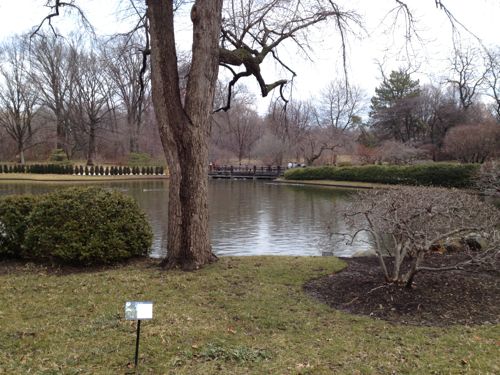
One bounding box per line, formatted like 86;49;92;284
0;257;498;374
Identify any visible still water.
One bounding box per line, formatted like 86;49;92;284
0;179;372;258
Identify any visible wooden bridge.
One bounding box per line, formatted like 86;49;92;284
208;165;285;180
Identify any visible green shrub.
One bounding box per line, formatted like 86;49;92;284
128;152;153;167
24;187;153;265
284;163;480;188
0;195;39;258
27;164;75;174
48;149;70;165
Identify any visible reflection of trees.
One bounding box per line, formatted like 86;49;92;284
121;180;169;258
208;180;362;256
0;180;369;257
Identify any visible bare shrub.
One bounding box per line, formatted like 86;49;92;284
477;160;500;197
377;140;428;164
443;123;500;163
342;186;499;288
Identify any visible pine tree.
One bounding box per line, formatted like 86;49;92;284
370;69;422;143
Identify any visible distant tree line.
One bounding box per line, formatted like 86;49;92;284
364;62;500;164
0;32;163;165
1;34;499;167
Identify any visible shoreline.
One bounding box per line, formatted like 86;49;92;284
0;173;168;183
274;178;395;189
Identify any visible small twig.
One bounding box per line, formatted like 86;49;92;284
343;297;358;306
367;284;389;294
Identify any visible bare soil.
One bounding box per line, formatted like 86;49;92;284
304;254;499;326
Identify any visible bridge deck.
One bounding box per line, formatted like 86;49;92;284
208;166;284;180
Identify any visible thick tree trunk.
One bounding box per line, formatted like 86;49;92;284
17;140;25;165
147;0;222;270
56;117;66;150
127;112;139;153
86;123;96;166
54;97;67;152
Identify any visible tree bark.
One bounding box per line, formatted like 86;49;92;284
56;115;66;151
147;0;222;270
86;122;96;166
18;140;25;165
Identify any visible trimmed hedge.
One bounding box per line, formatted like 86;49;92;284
0;187;153;265
0;164;165;175
128;152;153;167
284;163;480;188
0;195;39;258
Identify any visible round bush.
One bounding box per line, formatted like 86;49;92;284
0;195;39;258
24;187;153;265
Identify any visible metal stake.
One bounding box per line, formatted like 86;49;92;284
134;320;141;368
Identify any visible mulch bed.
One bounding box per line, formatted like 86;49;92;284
304;254;499;326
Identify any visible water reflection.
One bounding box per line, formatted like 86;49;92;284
0;179;373;257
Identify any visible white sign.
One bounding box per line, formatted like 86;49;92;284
125;301;153;320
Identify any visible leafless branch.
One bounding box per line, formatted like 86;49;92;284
30;0;95;39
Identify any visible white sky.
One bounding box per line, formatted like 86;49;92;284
0;0;499;113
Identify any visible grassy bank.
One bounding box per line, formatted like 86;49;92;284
275;178;395;189
0;173;167;182
0;257;498;374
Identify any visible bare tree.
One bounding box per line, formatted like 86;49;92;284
216;0;362;111
0;37;39;164
376;140;427;164
252;131;289;165
104;35;151;154
265;101;347;166
147;0;361;269
416;84;463;159
28;32;73;154
292;103;344;165
213;92;263;164
67;46;111;166
317;80;365;131
342;187;499;288
448;46;486;111
485;47;500;121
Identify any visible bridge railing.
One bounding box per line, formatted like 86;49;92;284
208;165;285;176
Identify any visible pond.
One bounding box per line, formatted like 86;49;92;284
0;179;372;258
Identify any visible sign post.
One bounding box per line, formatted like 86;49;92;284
125;301;153;370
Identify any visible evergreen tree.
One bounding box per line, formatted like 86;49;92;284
370;69;423;143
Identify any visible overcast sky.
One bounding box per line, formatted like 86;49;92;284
1;0;499;113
